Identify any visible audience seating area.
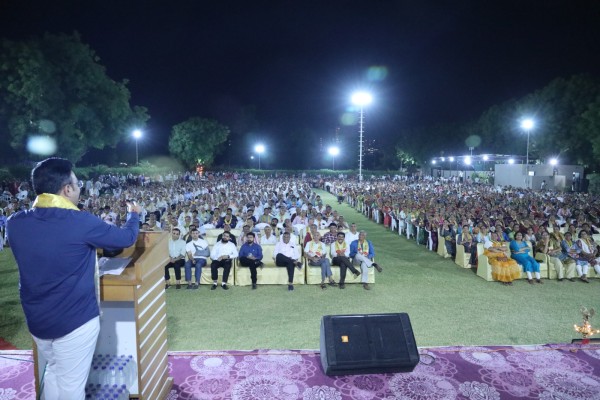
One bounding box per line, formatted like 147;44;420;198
350;195;598;283
166;228;375;287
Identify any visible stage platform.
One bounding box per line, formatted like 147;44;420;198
2;344;600;399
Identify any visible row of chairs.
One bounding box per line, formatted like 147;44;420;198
167;230;375;286
350;199;600;281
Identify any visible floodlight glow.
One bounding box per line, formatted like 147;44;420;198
431;160;436;165
449;156;455;162
550;158;558;166
133;129;142;139
464;156;471;165
441;157;445;162
483;155;489;161
351;92;373;106
328;146;340;156
255;144;265;154
521;118;534;131
508;158;515;164
250;156;254;159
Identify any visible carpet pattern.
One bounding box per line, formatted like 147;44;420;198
2;345;600;399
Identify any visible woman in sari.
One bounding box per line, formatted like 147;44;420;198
485;232;521;285
510;232;542;284
561;231;590;282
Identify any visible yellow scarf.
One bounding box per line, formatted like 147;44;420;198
334;240;347;255
309;241;323;257
359;240;369;255
33;193;79;211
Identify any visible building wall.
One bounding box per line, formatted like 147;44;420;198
495;164;584;190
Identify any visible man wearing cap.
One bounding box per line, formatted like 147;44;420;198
217;223;237;246
260;225;278;245
209;231;238;290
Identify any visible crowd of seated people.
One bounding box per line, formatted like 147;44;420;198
335;178;600;284
1;171;385;290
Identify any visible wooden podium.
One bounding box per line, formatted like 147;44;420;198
34;231;173;399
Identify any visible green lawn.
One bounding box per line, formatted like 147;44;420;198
1;189;598;350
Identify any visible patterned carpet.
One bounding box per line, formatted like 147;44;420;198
2;344;600;399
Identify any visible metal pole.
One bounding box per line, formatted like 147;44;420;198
135;139;139;165
526;130;530;188
258;154;261;170
359;107;364;182
332;155;335;170
526;130;530;167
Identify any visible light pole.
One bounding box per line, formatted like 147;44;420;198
521;118;535;167
521;118;535;187
254;144;265;170
351;91;372;182
328;146;340;170
132;129;142;165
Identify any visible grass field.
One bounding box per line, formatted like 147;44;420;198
1;189;599;350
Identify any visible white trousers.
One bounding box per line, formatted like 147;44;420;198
352;253;373;283
33;316;100;400
576;263;590;277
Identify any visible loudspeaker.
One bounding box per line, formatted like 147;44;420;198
320;313;419;376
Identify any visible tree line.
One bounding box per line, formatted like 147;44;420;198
394;74;600;172
2;33;599;172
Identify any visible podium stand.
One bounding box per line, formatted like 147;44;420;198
34;231;173;399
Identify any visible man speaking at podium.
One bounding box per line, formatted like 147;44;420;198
7;158;141;400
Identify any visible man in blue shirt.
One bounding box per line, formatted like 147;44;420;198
238;232;264;289
7;158;141;400
349;231;383;290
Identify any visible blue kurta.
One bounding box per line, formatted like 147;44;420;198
510;240;540;273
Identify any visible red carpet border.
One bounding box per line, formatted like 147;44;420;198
2;344;600;399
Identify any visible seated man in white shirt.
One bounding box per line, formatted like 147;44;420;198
274;232;302;291
209;231;238;290
344;223;359;246
260;225;278;245
305;232;336;289
165;228;186;289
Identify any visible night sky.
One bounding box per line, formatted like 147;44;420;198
1;0;600;167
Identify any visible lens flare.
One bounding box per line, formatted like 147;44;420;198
340;113;357;126
27;135;57;156
38;119;56;134
465;135;481;148
366;66;388;82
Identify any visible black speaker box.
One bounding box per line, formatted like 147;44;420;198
320;313;419;376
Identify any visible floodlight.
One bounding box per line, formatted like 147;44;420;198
351;92;373;106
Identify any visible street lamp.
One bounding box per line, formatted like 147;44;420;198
132;129;142;165
521;118;535;166
254;144;265;170
351;91;373;182
549;158;558;166
328;146;340;170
